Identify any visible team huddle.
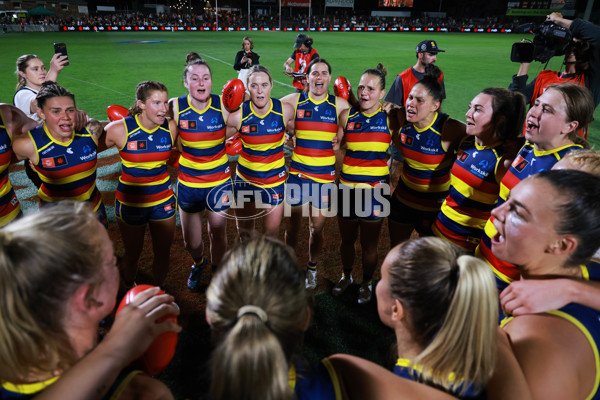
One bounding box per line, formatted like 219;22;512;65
1;11;600;400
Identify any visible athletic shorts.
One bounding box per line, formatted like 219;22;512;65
285;173;334;210
115;196;176;226
175;179;233;214
388;193;436;235
233;176;284;207
336;183;389;221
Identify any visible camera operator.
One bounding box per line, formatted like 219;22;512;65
509;13;600;112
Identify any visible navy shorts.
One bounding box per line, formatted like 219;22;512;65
233;176;285;207
175;179;233;214
336;183;390;221
285;173;335;210
115;196;176;226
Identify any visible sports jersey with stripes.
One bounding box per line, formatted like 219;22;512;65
393;358;485;400
432;137;505;251
289;93;338;183
290;358;343;400
475;142;584;287
394;112;452;212
339;106;391;188
116;115;174;207
0;111;20;226
30;124;102;211
176;93;231;188
236;99;287;188
501;302;600;400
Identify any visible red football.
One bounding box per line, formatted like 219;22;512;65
222;79;245;112
333;76;351;101
116;285;179;376
106;105;129;122
225;133;243;156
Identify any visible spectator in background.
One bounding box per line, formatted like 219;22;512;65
233;36;260;89
385;40;446;176
509;13;600;138
283;34;319;92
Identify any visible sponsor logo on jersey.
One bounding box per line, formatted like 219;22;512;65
347;122;362;130
401;133;413;146
297;110;313;119
512;155;528;172
241;125;258;134
42;155;68;168
127;141;147;151
457;149;469;163
180;120;197;129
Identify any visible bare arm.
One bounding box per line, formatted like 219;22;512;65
12;136;38;164
225;108;242;139
104;120;126;149
32;287;181;400
284;57;294;73
1;104;38;138
328;354;458;400
441;118;467;154
547;12;572;30
334;109;349;152
45;53;68;83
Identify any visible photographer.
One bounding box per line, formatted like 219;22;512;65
509;13;600;112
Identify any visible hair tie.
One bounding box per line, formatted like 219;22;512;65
237;305;268;323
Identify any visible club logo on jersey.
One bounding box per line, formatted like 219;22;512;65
42;155;67;168
347;122;362;130
272;193;282;200
512;155;529;172
457;149;469;163
297;110;313;119
401;133;413;146
241;125;258;134
180;120;197;129
127;141;147;151
164;203;174;212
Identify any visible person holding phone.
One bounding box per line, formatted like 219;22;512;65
233;37;260;89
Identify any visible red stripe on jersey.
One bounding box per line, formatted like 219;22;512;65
452;166;499;195
180;129;225;142
120;151;170;164
478;239;521;281
345;132;390;144
294;147;334;158
179;170;230;184
445;197;492;220
39;159;96;179
121;170;169;184
41;181;94;198
403;172;450;186
116;188;173;204
402;147;447;165
241;152;283;165
295;120;338;133
343;156;387;168
242;133;284;145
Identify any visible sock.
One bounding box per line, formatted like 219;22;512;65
307;260;317;271
193;256;207;269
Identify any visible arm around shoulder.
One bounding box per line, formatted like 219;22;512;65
328;354;458;400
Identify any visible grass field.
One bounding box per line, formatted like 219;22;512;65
1;30;598;148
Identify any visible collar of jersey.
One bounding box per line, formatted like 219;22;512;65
44;123;73;147
250;99;273;118
135;114;162;134
187;94;212;115
413;111;438;133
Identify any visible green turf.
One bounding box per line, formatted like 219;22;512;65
1;31;598;148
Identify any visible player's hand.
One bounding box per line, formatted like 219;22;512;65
500;279;570;316
101;287;181;368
